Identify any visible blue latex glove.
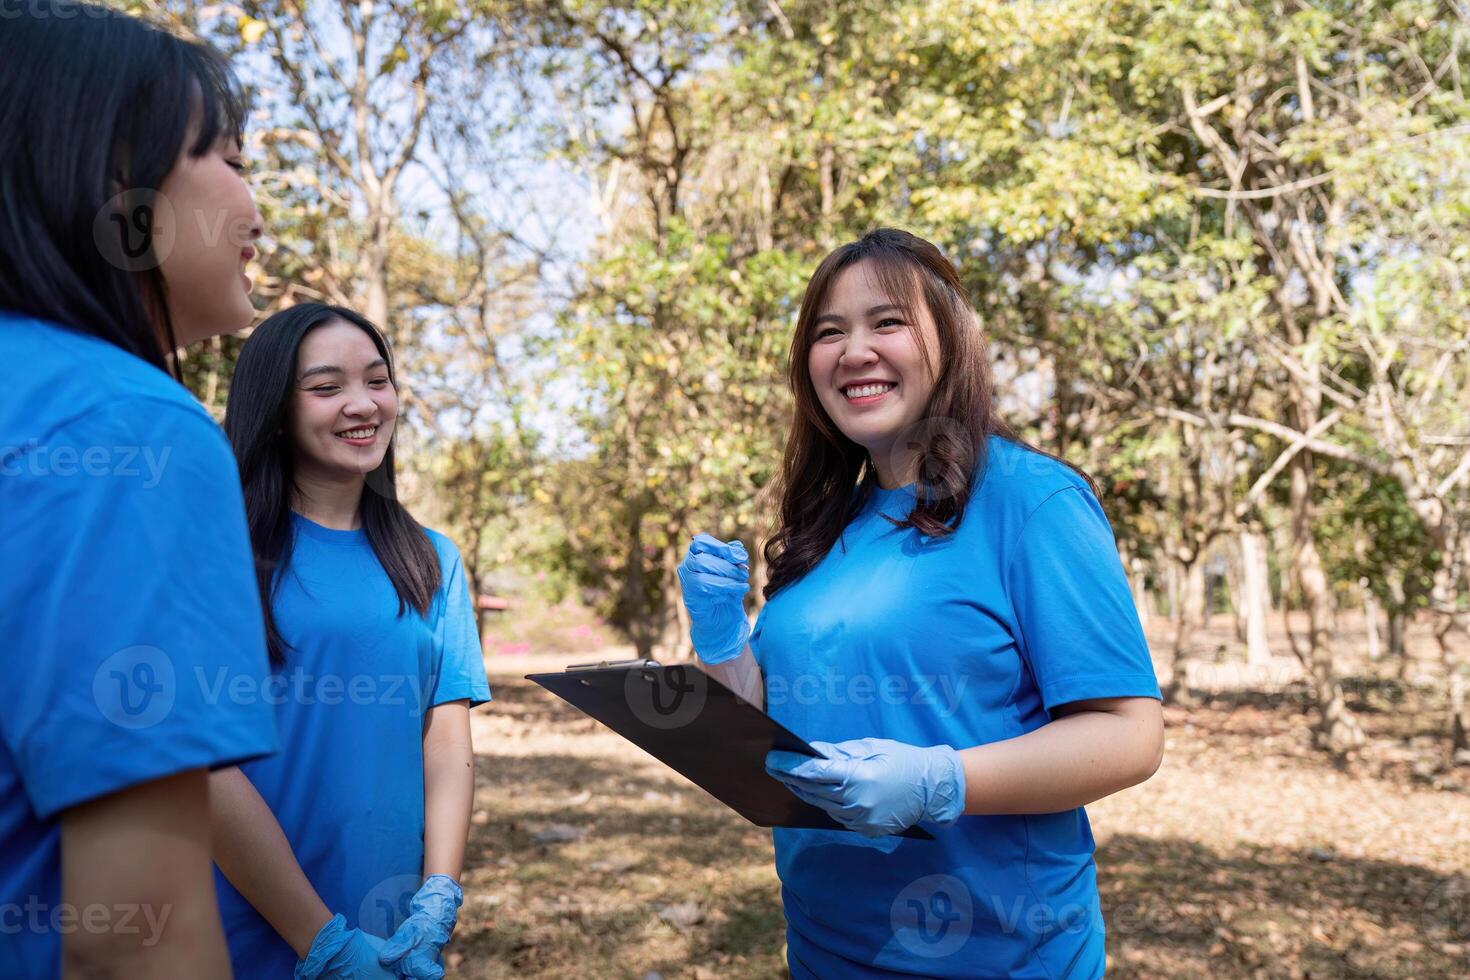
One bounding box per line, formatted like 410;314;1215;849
295;914;395;980
766;738;967;838
676;532;751;664
378;875;463;980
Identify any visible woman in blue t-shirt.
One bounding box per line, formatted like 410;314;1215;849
0;5;281;978
214;304;492;980
678;228;1164;978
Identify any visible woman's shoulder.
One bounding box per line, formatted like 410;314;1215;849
1;310;218;444
417;526;477;610
970;435;1096;522
419;525;466;569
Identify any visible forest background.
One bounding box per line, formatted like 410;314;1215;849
120;1;1470;975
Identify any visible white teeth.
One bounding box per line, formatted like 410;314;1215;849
337;426;377;439
844;383;895;399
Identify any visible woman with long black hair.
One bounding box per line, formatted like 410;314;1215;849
0;3;278;977
678;229;1164;978
216;303;490;980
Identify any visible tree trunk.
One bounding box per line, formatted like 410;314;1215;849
1386;568;1409;664
1132;562;1152;630
618;497;654;659
1163;558;1203;703
1389;611;1407;657
1389;610;1407;657
1451;670;1469;754
1281;583;1306;666
657;535;689;660
1166;560;1182;625
1290;446;1364;754
1362;581;1382;663
1240;529;1272;666
363;207;393;343
1185;560;1208;635
1119;543;1150;629
1435;526;1468;757
463;536;491;642
1226;538;1248;644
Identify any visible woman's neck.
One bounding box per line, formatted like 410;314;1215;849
871;448;920;490
291;468;366;530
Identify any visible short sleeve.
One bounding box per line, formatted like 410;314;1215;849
0;402;279;819
1006;486;1161;713
427;542;492;708
748;602;767;668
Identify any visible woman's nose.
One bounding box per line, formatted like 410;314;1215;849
235;209;265;249
839;337;879;367
343;390;377;416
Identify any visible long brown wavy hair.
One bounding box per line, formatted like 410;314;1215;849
762;228;1093;600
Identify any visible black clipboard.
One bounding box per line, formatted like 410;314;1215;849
526;659;933;839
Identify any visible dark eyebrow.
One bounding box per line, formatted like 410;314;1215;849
813;303;907;327
297;365;341;382
297;358;387;383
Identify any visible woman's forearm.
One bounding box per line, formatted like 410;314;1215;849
696;642;764;710
959;697;1164;815
208;766;331;957
422;699;474;881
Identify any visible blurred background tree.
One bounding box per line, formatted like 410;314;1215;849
131;0;1469;758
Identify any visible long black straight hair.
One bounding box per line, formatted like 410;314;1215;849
224;304;441;664
0;0;248;372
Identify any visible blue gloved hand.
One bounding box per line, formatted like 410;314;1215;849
378;875;463;980
295;914;395;980
766;738;967;838
676;532;751;664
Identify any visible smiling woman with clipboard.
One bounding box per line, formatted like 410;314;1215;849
677;229;1165;979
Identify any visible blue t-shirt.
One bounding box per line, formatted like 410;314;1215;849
751;436;1161;979
0;312;279;979
214;513;492;977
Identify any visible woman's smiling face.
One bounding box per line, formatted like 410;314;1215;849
807;260;942;486
287;320;398;481
155;133;263;344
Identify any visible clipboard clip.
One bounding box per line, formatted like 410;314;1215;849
566;657;661;671
565;657;668;688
